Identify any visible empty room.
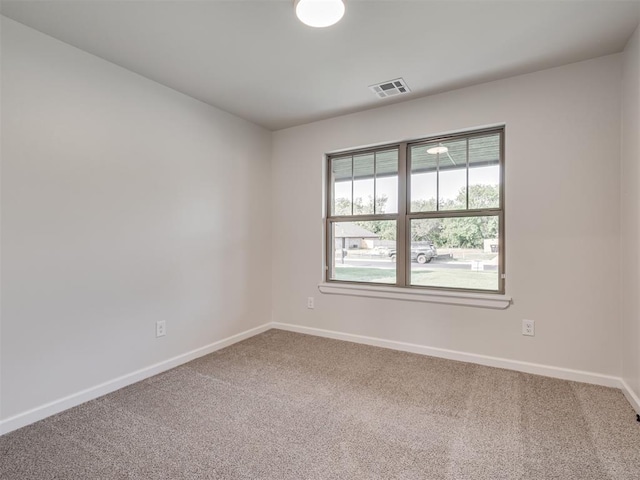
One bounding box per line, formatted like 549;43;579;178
1;0;640;478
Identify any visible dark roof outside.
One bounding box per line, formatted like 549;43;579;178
334;223;379;238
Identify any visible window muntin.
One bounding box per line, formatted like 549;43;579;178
326;128;504;294
330;149;399;216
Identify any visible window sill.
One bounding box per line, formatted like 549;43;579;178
318;283;512;309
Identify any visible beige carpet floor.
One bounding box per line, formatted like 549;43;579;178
1;329;640;479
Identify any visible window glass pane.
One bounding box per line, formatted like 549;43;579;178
468;134;500;209
332;156;352;215
330;221;397;284
410;144;437;212
439;168;466;210
375;149;398;214
410;216;500;291
437;139;467;210
353;153;375;214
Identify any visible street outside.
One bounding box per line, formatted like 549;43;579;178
335;247;498;269
332;247;499;290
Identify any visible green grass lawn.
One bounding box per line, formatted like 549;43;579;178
333;267;498;290
333;267;397;284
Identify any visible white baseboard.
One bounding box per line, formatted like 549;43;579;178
620;379;640;414
0;323;271;436
3;320;637;437
271;322;625;390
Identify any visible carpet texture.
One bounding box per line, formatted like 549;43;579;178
1;329;639;479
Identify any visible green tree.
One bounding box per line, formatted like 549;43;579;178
439;184;499;248
410;184;499;248
335;185;499;247
439;216;498;248
334;195;396;241
411;199;441;244
465;184;499;210
334;194;389;216
411;216;441;243
410;198;437;212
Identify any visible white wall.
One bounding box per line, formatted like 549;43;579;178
621;24;640;403
0;17;272;420
272;55;623;376
1;12;635;429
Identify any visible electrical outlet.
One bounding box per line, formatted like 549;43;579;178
156;320;166;338
307;297;315;309
522;319;535;336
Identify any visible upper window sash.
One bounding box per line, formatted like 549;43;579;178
328;147;400;218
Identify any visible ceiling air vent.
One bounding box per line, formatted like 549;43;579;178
369;78;411;99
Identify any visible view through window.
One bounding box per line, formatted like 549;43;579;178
326;127;504;293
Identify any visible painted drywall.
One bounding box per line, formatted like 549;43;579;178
0;17;272;420
621;24;640;404
272;54;623;377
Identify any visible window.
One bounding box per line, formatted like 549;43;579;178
326;127;504;294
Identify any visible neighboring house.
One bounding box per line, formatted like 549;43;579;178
334;223;379;249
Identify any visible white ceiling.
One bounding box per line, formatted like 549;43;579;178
1;0;639;130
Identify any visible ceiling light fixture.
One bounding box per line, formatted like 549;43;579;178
295;0;345;28
427;146;448;155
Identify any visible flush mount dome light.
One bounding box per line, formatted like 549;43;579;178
427;146;448;155
295;0;345;28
